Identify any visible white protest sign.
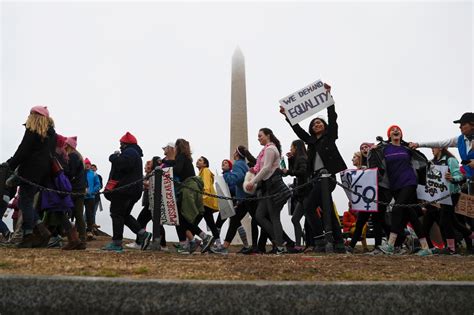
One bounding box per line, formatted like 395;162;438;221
160;167;179;225
340;168;378;212
279;79;335;126
416;165;452;206
215;175;236;220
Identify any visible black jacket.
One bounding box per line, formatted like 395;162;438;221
7;126;56;185
285;155;310;199
108;144;144;199
167;153;195;182
368;140;429;189
287;105;347;176
64;151;86;191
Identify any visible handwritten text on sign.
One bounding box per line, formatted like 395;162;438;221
340;168;378;212
416;165;452;206
160;167;179;226
279;80;335;126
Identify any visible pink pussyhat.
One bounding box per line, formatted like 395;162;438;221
65;136;78;149
30;105;50;118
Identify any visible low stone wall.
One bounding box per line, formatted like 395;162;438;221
0;275;473;314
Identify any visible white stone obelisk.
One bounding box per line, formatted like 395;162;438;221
230;47;251;244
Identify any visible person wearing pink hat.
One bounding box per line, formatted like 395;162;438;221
63;136;87;248
3;106;56;247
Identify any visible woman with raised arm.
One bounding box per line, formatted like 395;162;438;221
280;83;347;253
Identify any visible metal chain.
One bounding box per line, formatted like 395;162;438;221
9;168;455;208
329;177;453;208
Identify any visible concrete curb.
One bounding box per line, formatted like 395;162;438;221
0;275;473;314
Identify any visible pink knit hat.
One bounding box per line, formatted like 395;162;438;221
65;136;77;149
84;158;91;165
30;105;49;118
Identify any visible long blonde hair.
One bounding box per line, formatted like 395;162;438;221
25;113;54;139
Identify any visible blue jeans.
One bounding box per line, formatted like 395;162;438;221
18;183;39;234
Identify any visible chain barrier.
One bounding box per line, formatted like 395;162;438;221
7;167;456;208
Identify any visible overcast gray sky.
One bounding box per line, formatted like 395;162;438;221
1;1;472;241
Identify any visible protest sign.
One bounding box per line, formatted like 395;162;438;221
416;165;452;205
215;175;235;220
160;167;179;226
340;168;378;212
455;193;474;218
279;79;335;126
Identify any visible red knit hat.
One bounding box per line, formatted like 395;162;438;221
387;125;403;139
224;159;233;170
84;158;91;165
120;132;138;144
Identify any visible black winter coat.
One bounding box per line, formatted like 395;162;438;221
287;105;347;176
285;155;310;199
64;151;86;192
7;126;56;185
107;144;144;200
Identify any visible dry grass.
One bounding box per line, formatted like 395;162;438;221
0;236;473;281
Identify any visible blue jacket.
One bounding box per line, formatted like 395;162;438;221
223;159;249;199
458;134;474;178
85;169;101;199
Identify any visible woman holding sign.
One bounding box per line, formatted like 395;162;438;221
425;148;473;254
280;83;347;253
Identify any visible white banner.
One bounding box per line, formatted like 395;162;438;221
340;168;378;212
215;175;236;220
279;79;335;126
160;167;179;225
417;165;452;206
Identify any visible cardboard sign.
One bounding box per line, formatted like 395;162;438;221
455;193;474;218
340;168;378;212
215;175;235;220
279;79;335;126
160;167;179;226
416;165;452;205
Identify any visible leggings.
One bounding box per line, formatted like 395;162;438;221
291;200;305;246
390;186;425;239
136;206;166;246
303;177;343;243
255;190;285;247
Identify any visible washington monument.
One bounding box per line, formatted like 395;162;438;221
230;47;248;157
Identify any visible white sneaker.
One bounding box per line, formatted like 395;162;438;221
125;242;141;249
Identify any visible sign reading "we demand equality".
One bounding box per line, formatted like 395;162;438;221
279;80;335;126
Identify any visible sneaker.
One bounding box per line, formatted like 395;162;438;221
436;247;457;255
176;243;191;255
237;246;252;254
148;241;161;251
47;236;62;248
394;247;408;255
201;235;215;253
139;232;152;251
286;246;303;254
189;239;201;254
210;246;229;255
416;248;433;257
334;242;347;254
101;242;123;253
345;246;354;254
276;247;287;255
379;243;394;255
161;246;170;252
125;242;141;249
